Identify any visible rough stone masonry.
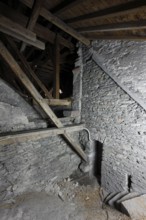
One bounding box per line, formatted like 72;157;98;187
0;78;80;202
74;40;146;194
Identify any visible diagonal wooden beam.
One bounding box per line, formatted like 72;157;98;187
40;8;90;46
0;15;36;42
21;0;43;51
0;124;85;146
65;0;146;24
6;37;52;99
0;2;74;49
51;0;85;16
77;20;146;33
0;15;45;50
0;40;87;161
20;0;90;46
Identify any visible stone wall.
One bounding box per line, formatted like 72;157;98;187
0;79;80;202
78;41;146;194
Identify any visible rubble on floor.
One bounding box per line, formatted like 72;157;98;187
0;174;130;220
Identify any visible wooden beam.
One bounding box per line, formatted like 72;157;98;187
84;34;146;41
0;124;84;146
0;15;36;42
0;2;74;49
53;34;60;99
21;0;43;51
0;40;87;161
6;37;52;99
45;99;71;106
77;20;146;33
0;15;45;50
40;8;90;46
65;0;146;24
20;0;90;46
51;0;85;16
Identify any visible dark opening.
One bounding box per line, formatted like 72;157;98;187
93;140;103;185
128;175;132;192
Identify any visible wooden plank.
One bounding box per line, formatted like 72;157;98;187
0;15;45;50
77;20;146;33
65;0;146;24
0;40;87;161
85;34;146;41
21;0;43;51
51;0;85;16
45;99;71;106
6;37;52;99
53;34;60;99
0;2;74;49
0;124;85;146
19;0;90;46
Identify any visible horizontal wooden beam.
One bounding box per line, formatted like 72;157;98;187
0;124;85;146
0;2;74;49
20;0;90;46
77;20;146;33
0;40;87;161
45;99;71;106
85;34;146;41
51;0;85;16
65;0;146;24
0;15;45;50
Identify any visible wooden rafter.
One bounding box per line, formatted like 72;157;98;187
0;40;87;161
0;2;74;49
77;20;146;33
20;0;90;46
51;0;85;16
0;15;45;50
21;0;43;51
0;124;84;146
85;34;146;41
41;8;90;46
65;0;146;24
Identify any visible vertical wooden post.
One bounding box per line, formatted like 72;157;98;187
53;34;60;99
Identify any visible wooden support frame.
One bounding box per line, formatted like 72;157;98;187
77;20;146;33
0;124;84;146
65;0;146;24
21;0;43;51
53;34;60;99
0;40;87;161
20;0;90;46
0;2;74;49
0;15;45;50
6;37;52;99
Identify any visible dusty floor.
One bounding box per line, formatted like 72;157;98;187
0;174;130;220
